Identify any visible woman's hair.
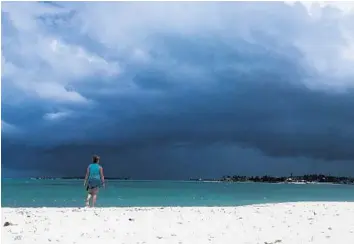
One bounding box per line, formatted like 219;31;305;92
92;155;100;163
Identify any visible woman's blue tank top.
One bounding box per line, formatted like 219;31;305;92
88;163;101;180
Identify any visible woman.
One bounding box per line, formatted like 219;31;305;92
84;155;105;207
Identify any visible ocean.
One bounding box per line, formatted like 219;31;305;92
2;179;354;208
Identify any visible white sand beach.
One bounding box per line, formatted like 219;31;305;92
2;202;354;244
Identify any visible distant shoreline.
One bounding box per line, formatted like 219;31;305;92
214;174;354;185
3;174;354;186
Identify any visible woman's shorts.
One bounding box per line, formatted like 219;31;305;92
86;178;102;191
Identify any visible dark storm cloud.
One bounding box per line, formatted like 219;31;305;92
2;2;354;178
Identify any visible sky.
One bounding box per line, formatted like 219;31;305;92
2;1;354;179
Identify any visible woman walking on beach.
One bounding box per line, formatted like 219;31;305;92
84;155;105;207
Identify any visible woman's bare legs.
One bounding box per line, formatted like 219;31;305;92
85;193;91;207
92;193;97;207
89;188;99;207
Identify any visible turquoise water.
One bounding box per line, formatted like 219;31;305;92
2;179;354;207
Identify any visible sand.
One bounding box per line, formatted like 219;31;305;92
2;202;354;244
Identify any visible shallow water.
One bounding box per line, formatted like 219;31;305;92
2;179;354;207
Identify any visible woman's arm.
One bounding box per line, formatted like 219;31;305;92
84;167;89;186
100;167;105;187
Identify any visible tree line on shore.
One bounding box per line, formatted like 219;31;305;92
33;174;354;184
219;174;354;184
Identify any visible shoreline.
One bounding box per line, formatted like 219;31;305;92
2;200;354;209
3;202;354;244
4;178;354;185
